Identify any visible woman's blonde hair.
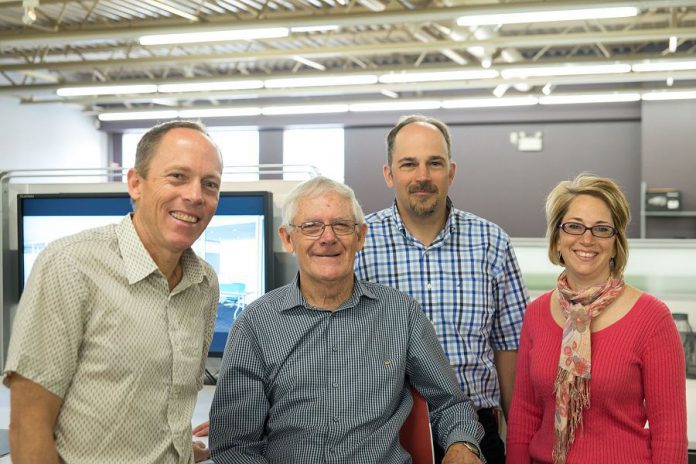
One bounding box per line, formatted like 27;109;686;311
545;173;630;277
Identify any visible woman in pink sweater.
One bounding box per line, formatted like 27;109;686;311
506;174;687;464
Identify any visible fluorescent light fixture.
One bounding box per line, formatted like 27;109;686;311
501;63;630;79
290;25;339;33
178;107;262;118
539;93;640;105
139;27;289;45
442;96;538;108
642;90;696;101
667;76;674;87
264;74;378;88
542;83;554;95
348;100;441;112
145;0;198;21
261;104;349;115
632;60;696;72
456;7;639;26
669;36;678;53
441;49;468;66
98;110;178;121
380;89;399;99
492;84;508;98
480;57;493;69
57;84;158;97
293;56;326;71
158;80;263;93
379;69;498;84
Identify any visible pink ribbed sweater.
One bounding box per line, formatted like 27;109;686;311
506;291;687;464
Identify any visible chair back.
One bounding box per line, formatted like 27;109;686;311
399;386;434;464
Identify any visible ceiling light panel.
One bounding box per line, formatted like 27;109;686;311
348;100;441;112
264;75;379;88
441;96;538;108
178;107;262;118
158;81;264;93
632;60;696;72
379;69;498;83
539;93;640;105
139;27;289;45
501;64;631;79
642;90;696;101
261;104;350;115
57;84;158;97
98;110;178;121
456;7;639;26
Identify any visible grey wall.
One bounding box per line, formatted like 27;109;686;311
345;117;641;238
642;100;696;239
102;99;693;239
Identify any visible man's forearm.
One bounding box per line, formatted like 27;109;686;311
8;374;62;464
10;426;60;464
494;349;518;419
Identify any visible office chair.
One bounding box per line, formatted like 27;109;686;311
400;386;435;464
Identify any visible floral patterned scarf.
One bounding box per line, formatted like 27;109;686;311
552;271;624;464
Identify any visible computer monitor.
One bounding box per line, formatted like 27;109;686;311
17;191;274;357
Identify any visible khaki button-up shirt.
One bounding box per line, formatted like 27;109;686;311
4;214;218;464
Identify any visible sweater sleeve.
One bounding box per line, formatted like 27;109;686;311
641;303;688;464
505;302;542;464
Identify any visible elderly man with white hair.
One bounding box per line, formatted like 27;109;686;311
209;176;485;464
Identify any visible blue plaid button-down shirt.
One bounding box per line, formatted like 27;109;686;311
355;200;529;409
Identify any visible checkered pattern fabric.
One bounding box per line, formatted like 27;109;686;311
355;201;529;409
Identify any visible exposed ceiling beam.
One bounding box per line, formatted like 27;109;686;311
1;27;695;73
2;0;696;47
7;67;696;101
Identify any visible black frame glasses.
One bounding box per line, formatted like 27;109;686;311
290;220;359;237
559;222;617;238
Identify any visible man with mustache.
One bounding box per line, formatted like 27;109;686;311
4;120;222;464
355;115;529;464
209;176;484;464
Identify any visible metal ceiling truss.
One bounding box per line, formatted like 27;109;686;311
0;0;696;114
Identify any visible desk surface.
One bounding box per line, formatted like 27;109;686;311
0;382;694;462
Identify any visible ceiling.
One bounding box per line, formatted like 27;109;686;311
1;0;696;120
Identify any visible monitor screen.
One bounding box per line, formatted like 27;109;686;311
17;191;273;357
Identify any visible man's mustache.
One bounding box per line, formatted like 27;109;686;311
408;182;437;194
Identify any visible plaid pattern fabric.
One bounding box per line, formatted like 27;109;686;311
355;200;529;409
210;276;483;463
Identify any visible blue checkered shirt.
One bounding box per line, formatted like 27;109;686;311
209;275;484;464
355;200;529;409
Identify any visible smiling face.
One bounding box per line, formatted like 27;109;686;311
384;122;456;221
279;191;366;293
557;194;617;289
128;127;222;265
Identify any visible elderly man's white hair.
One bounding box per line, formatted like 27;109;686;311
282;176;365;226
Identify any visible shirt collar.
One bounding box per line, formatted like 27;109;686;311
388;197;457;244
279;273;378;313
117;214;207;287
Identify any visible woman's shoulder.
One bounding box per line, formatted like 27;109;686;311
626;287;671;316
527;290;555;311
523;290;555;322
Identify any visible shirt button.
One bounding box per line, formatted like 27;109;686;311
333;416;339;422
332;382;339;388
426;283;433;290
332;345;338;352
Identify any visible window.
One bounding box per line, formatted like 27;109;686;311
120;127;260;181
283;127;344;182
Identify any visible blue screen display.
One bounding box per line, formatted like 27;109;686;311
18;191;273;357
